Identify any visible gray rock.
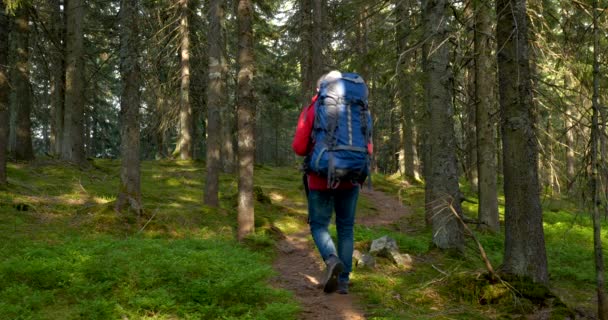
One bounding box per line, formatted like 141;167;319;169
359;253;376;268
353;249;376;268
369;236;399;257
389;250;413;268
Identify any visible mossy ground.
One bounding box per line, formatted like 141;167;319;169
0;160;603;319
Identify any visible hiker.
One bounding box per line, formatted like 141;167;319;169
292;71;373;294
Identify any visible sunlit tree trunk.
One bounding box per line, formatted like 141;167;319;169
13;5;34;161
474;0;499;232
423;0;464;251
205;0;226;207
50;0;65;156
176;0;193;160
236;0;255;241
116;0;142;214
62;0;85;164
496;0;548;283
0;2;9;184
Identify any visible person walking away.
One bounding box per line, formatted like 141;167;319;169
292;71;373;294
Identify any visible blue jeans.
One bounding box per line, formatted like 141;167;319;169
308;187;360;282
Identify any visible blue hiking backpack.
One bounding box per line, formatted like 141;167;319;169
307;72;373;188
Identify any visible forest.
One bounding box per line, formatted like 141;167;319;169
1;0;608;319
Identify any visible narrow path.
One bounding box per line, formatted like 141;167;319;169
272;187;412;320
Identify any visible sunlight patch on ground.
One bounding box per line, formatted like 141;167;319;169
269;192;284;202
274;216;304;234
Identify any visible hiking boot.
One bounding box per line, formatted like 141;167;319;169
337;281;349;294
322;255;344;293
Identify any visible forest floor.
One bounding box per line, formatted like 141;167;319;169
272;187;411;320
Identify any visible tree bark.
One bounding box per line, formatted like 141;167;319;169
311;0;324;78
221;108;235;173
13;5;34;161
564;73;575;189
0;2;9;184
116;0;142;214
50;0;65;156
177;0;193;160
62;0;85;164
205;0;226;207
236;0;255;241
474;0;499;232
396;0;420;181
299;0;313;105
423;0;464;252
464;1;478;190
220;34;234;176
496;0;548;283
591;0;607;316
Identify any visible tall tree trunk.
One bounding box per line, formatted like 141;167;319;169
116;0;142;214
177;0;193;160
396;0;420;181
591;0;607;316
205;0;226;207
236;0;255;241
0;2;9;184
564;74;575;189
220;107;234;173
154;93;167;159
50;0;65;156
189;4;207;160
496;0;548;283
208;0;233;171
423;0;464;252
62;0;85;164
299;0;313;105
13;6;34;161
464;2;477;190
356;5;370;81
311;0;324;78
474;0;499;232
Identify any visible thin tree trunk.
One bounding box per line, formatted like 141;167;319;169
177;0;193;160
50;0;65;156
154;94;167;159
205;0;226;207
496;0;548;283
591;0;607;316
116;0;142;214
423;0;464;252
396;0;420;181
311;0;324;78
189;6;207;160
0;2;9;184
464;1;477;190
62;0;85;164
474;0;499;232
564;74;575;189
299;0;313;105
13;6;34;161
236;0;255;241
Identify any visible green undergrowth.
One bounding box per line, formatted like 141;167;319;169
0;159;300;320
1;160;605;319
351;173;604;319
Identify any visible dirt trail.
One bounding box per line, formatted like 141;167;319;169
272;188;412;320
